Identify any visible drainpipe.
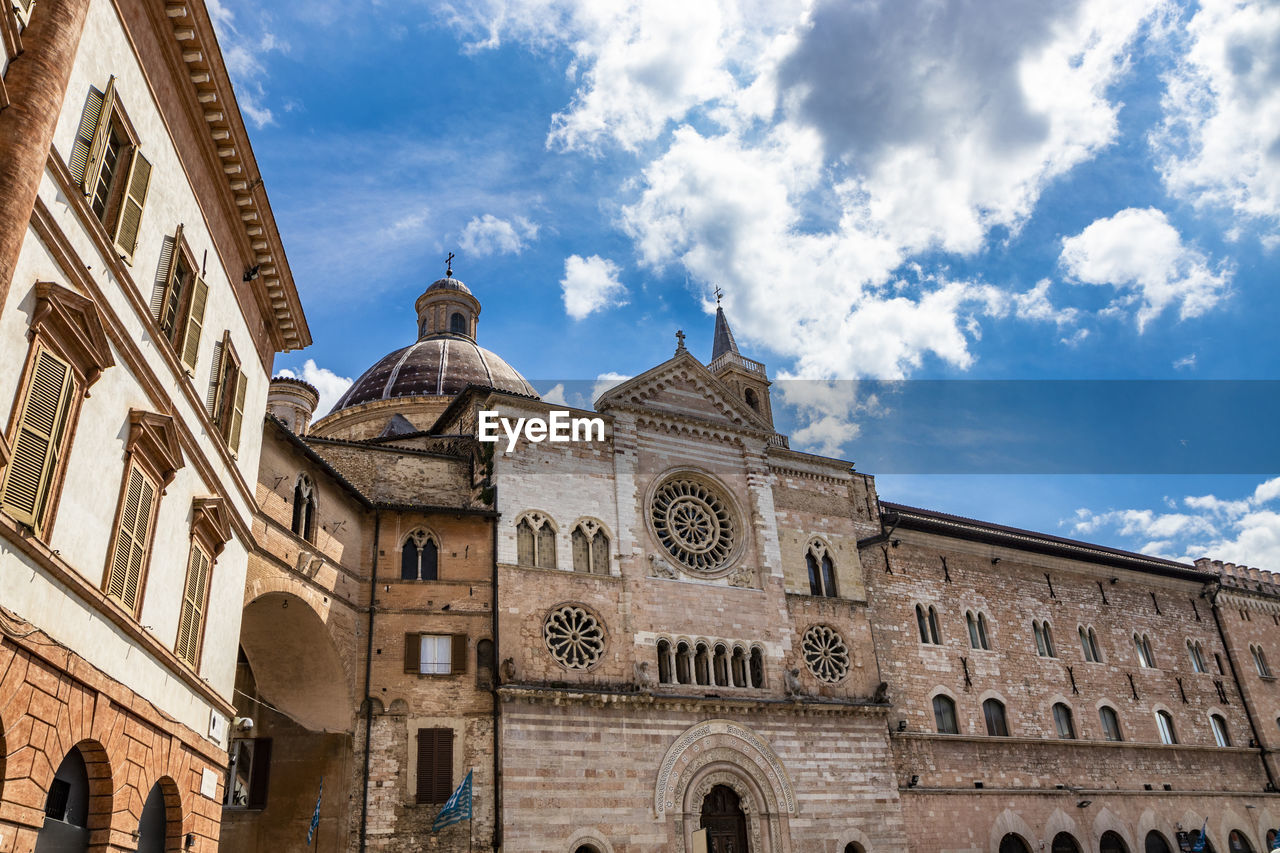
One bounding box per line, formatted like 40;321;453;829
359;512;381;852
1206;581;1277;791
490;485;502;851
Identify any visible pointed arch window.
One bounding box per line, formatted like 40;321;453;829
1210;713;1231;747
571;519;610;575
967;611;990;650
916;604;941;645
516;513;557;569
806;540;837;597
1251;644;1272;678
983;698;1009;736
401;529;439;581
1099;705;1123;741
1134;633;1156;668
1187;640;1207;673
1080;626;1102;662
1155;709;1177;744
291;475;317;542
1052;702;1076;739
1033;620;1055;657
933;694;959;734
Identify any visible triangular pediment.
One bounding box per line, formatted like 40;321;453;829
595;350;773;432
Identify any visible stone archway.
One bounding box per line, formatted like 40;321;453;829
701;784;749;853
136;776;183;853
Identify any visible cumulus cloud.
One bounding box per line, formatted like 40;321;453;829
206;0;288;128
1153;0;1280;232
1012;279;1079;326
458;214;539;257
275;359;353;421
560;254;628;320
591;371;630;404
1070;476;1280;567
1060;208;1231;330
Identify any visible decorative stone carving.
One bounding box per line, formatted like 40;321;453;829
648;553;679;579
650;476;736;573
727;565;755;588
543;605;606;670
783;667;804;697
801;625;850;683
634;660;654;691
499;657;516;683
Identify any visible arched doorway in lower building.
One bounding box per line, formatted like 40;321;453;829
1052;832;1083;852
574;847;601;853
1000;833;1033;853
137;779;182;853
35;745;96;853
1145;831;1174;853
1229;830;1255;852
1101;830;1131;853
844;844;866;853
701;784;749;853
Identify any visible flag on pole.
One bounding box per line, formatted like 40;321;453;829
432;769;473;832
307;778;323;847
1191;819;1208;852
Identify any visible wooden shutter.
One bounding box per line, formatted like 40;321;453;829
206;339;224;415
69;85;106;187
113;150;151;260
404;633;420;674
150;232;179;322
106;463;156;613
229;370;247;452
180;277;208;371
451;634;467;674
416;728;453;804
176;543;210;666
1;347;75;530
81;78;117;195
247;738;271;809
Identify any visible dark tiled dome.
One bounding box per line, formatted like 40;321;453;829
329;334;535;414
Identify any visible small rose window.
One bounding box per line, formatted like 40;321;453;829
802;625;850;683
544;605;606;670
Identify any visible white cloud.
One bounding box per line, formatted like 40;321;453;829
276;359;354;421
1173;353;1197;370
1060;207;1231;330
458;214;539;257
1070;476;1280;568
560;254;628;320
1153;0;1280;232
591;371;630;404
539;383;569;406
206;0;288;128
1012;278;1079;326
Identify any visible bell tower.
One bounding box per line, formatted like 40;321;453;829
706;299;774;429
414;256;481;341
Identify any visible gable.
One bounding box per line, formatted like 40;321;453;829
595;351;772;433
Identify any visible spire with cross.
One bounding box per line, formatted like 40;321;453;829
445;252;455;278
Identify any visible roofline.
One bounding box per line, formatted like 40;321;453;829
878;501;1211;582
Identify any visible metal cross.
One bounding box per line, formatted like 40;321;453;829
675;329;686;349
714;286;723;304
446;252;455;276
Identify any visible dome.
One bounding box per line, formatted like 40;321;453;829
425;275;472;296
329;334;536;413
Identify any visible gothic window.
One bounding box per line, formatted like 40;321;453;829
291;475;317;542
713;644;729;686
1099;705;1123;741
1052;702;1076;739
916;604;941;645
1188;640;1207;673
543;605;605;670
805;540;837;597
695;642;711;685
999;834;1032;853
657;639;673;684
1100;832;1130;853
571;519;610;575
749;646;764;688
744;387;760;411
1033;620;1055;657
676;641;692;684
731;645;747;688
1210;713;1231;747
802;625;850;683
1228;830;1253;853
933;694;959;734
1134;633;1156;668
1053;834;1083;853
1080;626;1102;662
1155;709;1177;744
401;529;439;581
983;698;1009;736
967;611;990;650
1251;644;1272;678
516;513;557;569
450;312;466;334
650;475;736;573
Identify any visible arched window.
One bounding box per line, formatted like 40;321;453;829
291;475;317;542
1099;705;1123;741
450;312;467;335
731;646;747;688
575;846;602;853
1210;713;1231;747
1227;830;1253;853
401;529;439;581
675;642;692;684
1052;833;1083;853
1052;702;1076;739
516;513;556;569
999;834;1032;853
695;643;710;685
41;746;90;833
1145;830;1175;853
916;604;930;643
1134;633;1156;668
1251;644;1272;677
983;698;1009;736
571;520;610;575
806;541;837;597
1100;831;1130;853
749;646;764;688
1155;709;1177;744
744;387;760;412
1188;829;1216;853
916;604;941;644
966;611;990;650
713;644;729;686
1033;620;1055;657
844;844;866;853
933;694;958;734
1080;626;1102;662
657;639;673;684
1187;639;1206;673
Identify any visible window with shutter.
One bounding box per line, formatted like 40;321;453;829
210;332;246;451
416;728;454;804
113;149;151;260
175;542;212;667
74;79;148;246
0;346;75;532
104;462;157;613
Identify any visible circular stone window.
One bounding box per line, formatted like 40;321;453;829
543;605;606;670
802;625;850;683
650;476;737;573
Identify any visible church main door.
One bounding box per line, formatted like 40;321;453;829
701;785;749;853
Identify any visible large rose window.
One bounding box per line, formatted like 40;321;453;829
650;477;736;573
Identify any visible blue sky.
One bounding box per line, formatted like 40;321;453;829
209;0;1280;569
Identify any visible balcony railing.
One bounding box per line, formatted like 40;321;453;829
709;351;766;377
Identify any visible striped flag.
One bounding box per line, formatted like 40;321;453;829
1192;819;1207;852
306;778;323;846
432;769;473;832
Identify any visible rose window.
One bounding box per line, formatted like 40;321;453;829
802;625;850;683
543;605;605;670
651;478;735;572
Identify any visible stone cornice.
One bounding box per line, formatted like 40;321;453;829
497;683;890;716
619;407;762;447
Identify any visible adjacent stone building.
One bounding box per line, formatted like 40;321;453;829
0;0;307;850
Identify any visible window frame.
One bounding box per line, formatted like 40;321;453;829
1052;702;1076;739
415;727;455;805
933;694;959;734
209;332;247;454
1155;709;1177;745
805;539;838;598
1099;705;1123;742
291;474;318;542
174;497;230;669
516;512;557;569
1134;633;1156;668
71;78;151;262
404;632;467;676
0;342;78;535
983;697;1009;737
1188;639;1207;674
224;737;271;809
400;528;440;582
571;518;611;575
1034;620;1055;658
1210;713;1231;747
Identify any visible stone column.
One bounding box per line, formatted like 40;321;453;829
0;0;93;303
